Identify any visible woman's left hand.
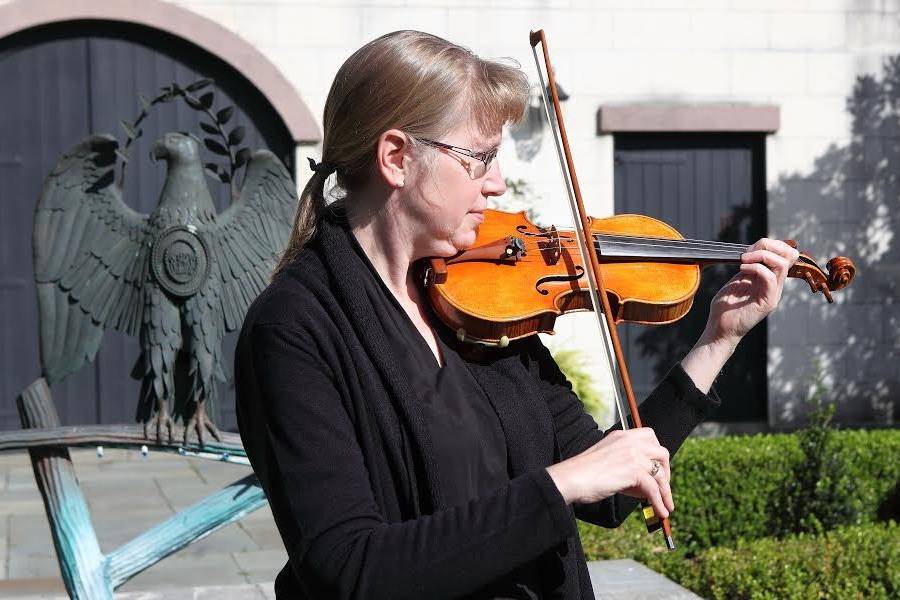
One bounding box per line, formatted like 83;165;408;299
682;238;799;394
704;238;800;347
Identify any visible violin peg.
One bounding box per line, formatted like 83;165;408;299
802;273;818;294
784;239;798;249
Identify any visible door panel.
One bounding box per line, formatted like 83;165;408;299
614;134;767;422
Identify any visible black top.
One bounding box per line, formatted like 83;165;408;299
348;233;543;598
234;213;722;599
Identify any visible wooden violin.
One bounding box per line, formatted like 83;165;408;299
433;28;857;551
422;208;856;347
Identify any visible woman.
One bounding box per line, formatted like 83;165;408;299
234;30;798;599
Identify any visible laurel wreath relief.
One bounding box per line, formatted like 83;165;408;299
117;78;250;200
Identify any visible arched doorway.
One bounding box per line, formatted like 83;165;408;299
0;9;318;430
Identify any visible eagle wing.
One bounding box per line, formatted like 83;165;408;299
33;134;150;384
206;150;297;332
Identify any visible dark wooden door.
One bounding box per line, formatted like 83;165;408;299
0;22;295;430
614;133;767;422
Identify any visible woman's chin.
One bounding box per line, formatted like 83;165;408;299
428;225;479;257
452;231;479;253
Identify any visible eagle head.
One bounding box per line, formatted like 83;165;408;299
151;132;201;165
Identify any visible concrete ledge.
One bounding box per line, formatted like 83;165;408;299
587;559;700;599
597;103;780;133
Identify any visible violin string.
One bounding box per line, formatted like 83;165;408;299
515;239;747;257
558;229;751;248
517;241;747;255
506;257;740;264
513;234;750;251
515;236;750;252
596;233;749;249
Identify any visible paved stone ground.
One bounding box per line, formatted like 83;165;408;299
0;449;698;599
0;447;285;597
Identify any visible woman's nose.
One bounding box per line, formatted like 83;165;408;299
481;162;506;197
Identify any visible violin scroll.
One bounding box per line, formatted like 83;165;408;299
826;256;855;291
787;250;856;304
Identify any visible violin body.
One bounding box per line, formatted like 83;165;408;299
425;209;700;345
424;209;854;346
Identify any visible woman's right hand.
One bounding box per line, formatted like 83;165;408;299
545;428;673;520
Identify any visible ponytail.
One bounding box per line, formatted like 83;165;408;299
273;167;330;276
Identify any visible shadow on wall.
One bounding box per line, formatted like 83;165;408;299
632;55;899;429
767;55;900;427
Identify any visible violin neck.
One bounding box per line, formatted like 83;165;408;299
594;234;749;265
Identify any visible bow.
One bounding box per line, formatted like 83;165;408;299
529;29;675;550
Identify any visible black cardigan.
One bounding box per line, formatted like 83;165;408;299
234;215;720;599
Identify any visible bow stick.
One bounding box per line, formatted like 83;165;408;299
529;29;676;550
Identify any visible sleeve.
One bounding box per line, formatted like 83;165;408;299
245;322;577;600
522;336;720;528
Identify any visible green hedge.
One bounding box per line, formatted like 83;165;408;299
649;522;900;600
579;429;900;558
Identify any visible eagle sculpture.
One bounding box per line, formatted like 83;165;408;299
33;132;297;444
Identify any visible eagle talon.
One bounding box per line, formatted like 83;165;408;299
184;401;222;448
143;405;175;445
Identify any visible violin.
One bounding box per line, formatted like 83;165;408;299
422;209;856;347
427;28;857;551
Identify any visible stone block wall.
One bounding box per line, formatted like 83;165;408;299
169;0;900;428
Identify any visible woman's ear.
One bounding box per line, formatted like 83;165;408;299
375;129;408;189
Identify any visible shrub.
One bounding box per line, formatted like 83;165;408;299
648;522;900;600
578;429;900;558
770;396;862;536
552;348;607;423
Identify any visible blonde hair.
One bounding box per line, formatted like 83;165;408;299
274;30;529;274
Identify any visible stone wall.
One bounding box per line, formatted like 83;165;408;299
168;0;900;428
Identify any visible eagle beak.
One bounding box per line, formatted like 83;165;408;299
151;142;168;162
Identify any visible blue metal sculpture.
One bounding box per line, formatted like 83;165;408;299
14;378;267;598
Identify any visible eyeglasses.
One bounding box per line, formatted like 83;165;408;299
416;138;499;179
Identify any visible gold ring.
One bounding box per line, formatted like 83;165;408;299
649;459;662;478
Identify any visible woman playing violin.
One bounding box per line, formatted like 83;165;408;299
234;30;799;600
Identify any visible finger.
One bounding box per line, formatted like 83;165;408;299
769;239;801;263
747;237;771;253
749;238;800;263
651;446;671;483
740;262;777;290
652;466;675;514
635;426;660;444
741;249;791;280
639;428;671;480
639;474;669;520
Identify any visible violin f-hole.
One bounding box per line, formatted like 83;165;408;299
535;265;584;295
